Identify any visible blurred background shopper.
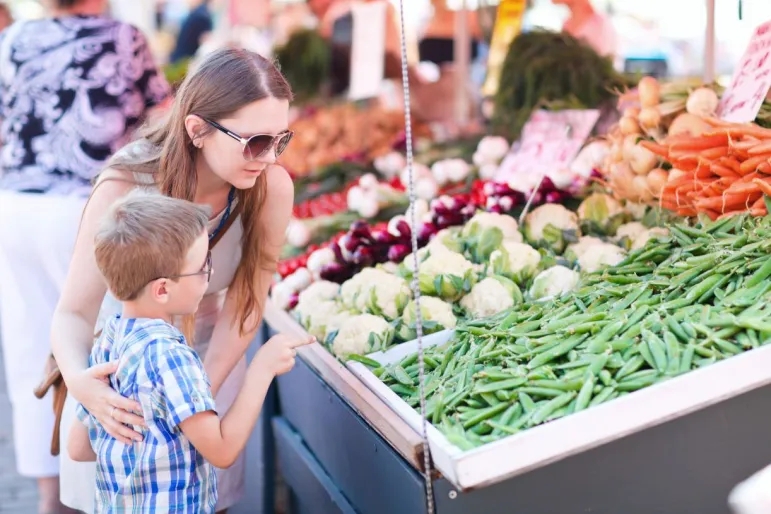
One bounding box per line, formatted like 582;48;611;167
0;0;170;511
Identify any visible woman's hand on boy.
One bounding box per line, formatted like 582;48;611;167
254;333;315;377
70;360;145;444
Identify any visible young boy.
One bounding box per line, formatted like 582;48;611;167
67;191;312;513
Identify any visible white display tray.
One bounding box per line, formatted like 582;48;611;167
347;330;771;491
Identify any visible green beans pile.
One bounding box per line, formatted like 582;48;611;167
369;214;771;450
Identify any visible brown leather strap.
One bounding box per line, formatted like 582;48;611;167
209;201;242;249
33;356;67;455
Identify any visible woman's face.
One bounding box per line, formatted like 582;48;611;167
196;96;291;190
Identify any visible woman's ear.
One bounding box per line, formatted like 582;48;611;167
184;115;207;147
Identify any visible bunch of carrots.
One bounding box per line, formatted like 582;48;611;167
641;118;771;220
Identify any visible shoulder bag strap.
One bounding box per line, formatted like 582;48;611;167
209;200;243;250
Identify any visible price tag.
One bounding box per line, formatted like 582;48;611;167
348;2;387;101
494;109;600;185
718;20;771;123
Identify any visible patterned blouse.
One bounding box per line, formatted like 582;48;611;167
0;16;170;196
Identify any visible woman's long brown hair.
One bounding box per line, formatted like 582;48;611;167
107;48;293;337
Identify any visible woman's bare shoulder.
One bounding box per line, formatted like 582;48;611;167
258;165;294;238
264;164;295;209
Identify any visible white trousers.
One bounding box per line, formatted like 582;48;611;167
0;191;86;477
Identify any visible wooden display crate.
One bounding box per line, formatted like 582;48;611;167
348;330;771;491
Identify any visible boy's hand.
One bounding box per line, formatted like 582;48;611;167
253;333;315;377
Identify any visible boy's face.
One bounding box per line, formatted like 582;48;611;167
165;231;212;316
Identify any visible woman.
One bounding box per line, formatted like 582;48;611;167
0;0;169;511
51;48;298;513
419;0;483;67
551;0;617;58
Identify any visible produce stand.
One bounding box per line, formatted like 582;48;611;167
267;302;771;514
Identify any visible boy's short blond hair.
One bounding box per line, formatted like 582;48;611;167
95;190;211;301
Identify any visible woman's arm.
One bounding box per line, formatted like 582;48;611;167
203;165;295;394
51;172;145;443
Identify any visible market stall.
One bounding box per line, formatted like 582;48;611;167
262;2;771;513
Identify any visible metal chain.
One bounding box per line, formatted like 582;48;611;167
396;1;435;512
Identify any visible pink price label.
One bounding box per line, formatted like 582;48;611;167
718;20;771;123
494;109;600;184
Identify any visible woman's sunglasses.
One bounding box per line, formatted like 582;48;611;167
202;118;293;161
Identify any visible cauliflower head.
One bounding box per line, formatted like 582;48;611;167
564;236;605;263
632;227;670;250
460;275;523;319
490;241;541;284
299;301;351;341
398;296;457;340
524;204;580;253
331;314;394;358
614;222;647;248
297;281;340;307
340;268;411;319
417;249;476;301
576;242;626;273
462;211;523;243
529;265;580;301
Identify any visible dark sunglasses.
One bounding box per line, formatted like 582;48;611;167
202;118;293;161
164;250;213;283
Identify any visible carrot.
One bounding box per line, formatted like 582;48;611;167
751;206;768;217
740;155;769;174
639;140;670;158
703;118;771;139
759;162;771;174
752;197;766;209
701;146;730;160
721;156;742;173
694;193;760;211
703;209;721;221
753;178;771;197
748;140;771;154
670;133;730;152
677;208;698;217
726;182;761;195
711;163;741;179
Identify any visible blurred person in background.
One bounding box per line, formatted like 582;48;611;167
0;2;11;31
551;0;617;57
0;0;170;511
419;0;483;67
169;0;214;64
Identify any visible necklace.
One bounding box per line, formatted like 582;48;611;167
208;186;236;243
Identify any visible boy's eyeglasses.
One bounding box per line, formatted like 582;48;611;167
165;251;213;283
201;117;294;161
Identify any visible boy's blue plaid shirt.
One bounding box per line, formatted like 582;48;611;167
77;315;218;513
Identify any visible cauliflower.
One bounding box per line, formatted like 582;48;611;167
614;222;647;247
296;280;340;307
373;151;406;179
298;301;349;341
340;268;412;320
417;249;476;301
524;204;580;253
529;265;580;301
564;236;605;262
462;211;523;243
398;297;457;340
577;193;629;236
431;158;471;185
576;242;626;273
429;227;464;254
632;227;670;250
460;275;523;318
331;314;394;358
490;241;541;284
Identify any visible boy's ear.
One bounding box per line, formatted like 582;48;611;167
150;279;170;304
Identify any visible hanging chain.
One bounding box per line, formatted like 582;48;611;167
396;0;436;512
